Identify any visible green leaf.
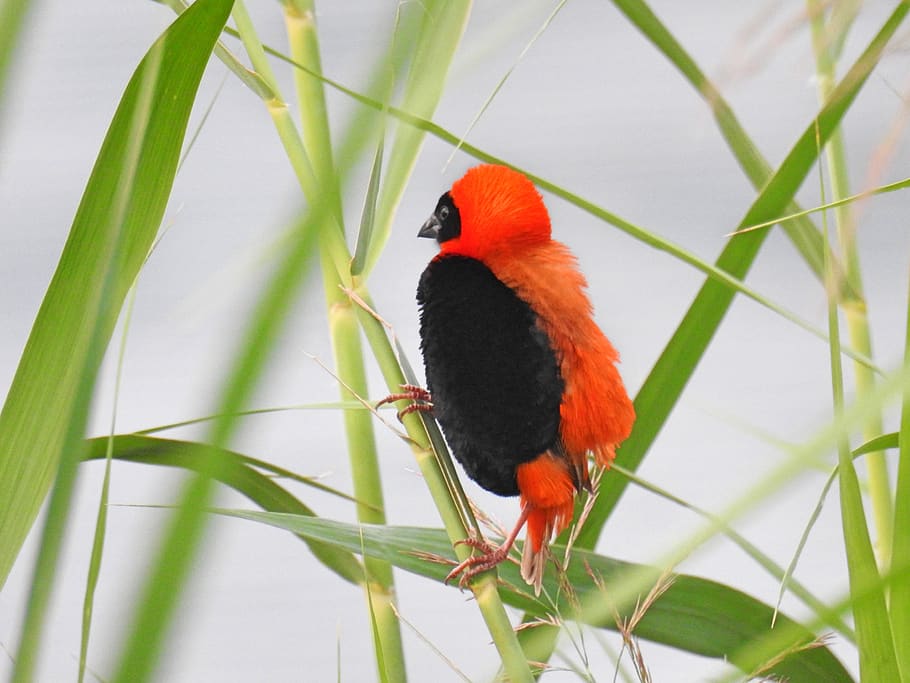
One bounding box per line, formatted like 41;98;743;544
82;435;364;585
351;135;384;276
211;512;854;683
0;0;232;587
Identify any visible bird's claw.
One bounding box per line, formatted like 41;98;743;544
376;384;433;421
445;538;509;588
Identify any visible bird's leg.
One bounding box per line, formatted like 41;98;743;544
375;384;433;421
445;505;531;588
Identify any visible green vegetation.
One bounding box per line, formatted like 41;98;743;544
1;1;908;680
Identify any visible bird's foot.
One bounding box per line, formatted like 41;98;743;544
376;384;433;421
445;537;512;588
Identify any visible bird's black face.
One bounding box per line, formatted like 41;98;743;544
418;192;461;244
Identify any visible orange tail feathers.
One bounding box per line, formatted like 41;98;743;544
516;453;577;594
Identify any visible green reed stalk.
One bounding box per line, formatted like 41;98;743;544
353;290;535;683
821;146;900;680
893;270;910;678
282;2;406;679
808;0;893;570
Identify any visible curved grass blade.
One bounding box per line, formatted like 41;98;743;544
853;432;898;457
351;135;384;276
82;435;364;585
733;176;910;236
0;0;232;587
210;512;853;683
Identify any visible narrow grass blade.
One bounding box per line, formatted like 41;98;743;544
79;288;138;683
733;176;910;236
210;512;853;683
362;543;390;683
891;271;910;676
853;432;898;456
133;401;369;434
0;0;232;587
351;136;384;276
575;2;910;550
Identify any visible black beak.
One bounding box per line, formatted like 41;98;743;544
418;213;441;239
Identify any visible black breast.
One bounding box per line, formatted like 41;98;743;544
417;255;563;496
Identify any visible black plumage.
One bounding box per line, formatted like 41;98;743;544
417;254;564;496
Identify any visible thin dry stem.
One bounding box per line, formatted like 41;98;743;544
748;633;834;680
609;570;675;683
388;602;473;683
306;352;413;441
514;614;562;632
717;2;822;86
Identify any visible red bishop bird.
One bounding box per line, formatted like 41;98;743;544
408;164;634;593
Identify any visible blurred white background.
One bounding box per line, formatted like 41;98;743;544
1;1;909;680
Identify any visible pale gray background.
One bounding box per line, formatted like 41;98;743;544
1;1;909;681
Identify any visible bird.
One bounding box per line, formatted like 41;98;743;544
401;163;634;593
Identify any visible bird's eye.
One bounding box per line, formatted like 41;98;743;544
431;192;461;243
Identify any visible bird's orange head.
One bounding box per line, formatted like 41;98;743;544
418;164;552;260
